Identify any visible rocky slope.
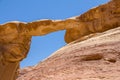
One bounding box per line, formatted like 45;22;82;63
17;26;120;80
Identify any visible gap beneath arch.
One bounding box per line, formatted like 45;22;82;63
20;30;66;68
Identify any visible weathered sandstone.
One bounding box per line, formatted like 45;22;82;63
65;0;120;43
0;0;119;80
17;26;120;80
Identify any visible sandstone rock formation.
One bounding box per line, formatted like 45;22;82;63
65;0;120;43
17;26;120;80
0;0;119;80
0;13;85;80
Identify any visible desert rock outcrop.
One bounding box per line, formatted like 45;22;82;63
17;26;120;80
65;0;120;43
0;0;119;80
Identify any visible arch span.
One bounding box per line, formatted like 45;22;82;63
0;0;119;80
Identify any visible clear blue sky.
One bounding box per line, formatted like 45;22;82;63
0;0;109;68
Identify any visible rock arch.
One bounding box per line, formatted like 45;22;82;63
0;0;119;80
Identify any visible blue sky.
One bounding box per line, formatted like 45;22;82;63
0;0;109;68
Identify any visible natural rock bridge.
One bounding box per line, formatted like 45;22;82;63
0;0;120;80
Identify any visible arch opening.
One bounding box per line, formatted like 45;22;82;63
20;30;66;68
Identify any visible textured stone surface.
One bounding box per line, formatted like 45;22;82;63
0;0;119;80
65;0;120;43
0;15;83;80
0;18;83;80
17;26;120;80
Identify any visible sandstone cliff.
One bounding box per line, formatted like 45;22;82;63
17;26;120;80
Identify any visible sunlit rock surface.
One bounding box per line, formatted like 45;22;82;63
17;26;120;80
65;0;120;43
0;0;119;80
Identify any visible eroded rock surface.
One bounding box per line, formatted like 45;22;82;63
17;26;120;80
65;0;120;43
0;0;119;80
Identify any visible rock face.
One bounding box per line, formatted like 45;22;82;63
17;26;120;80
65;0;120;43
0;0;120;80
